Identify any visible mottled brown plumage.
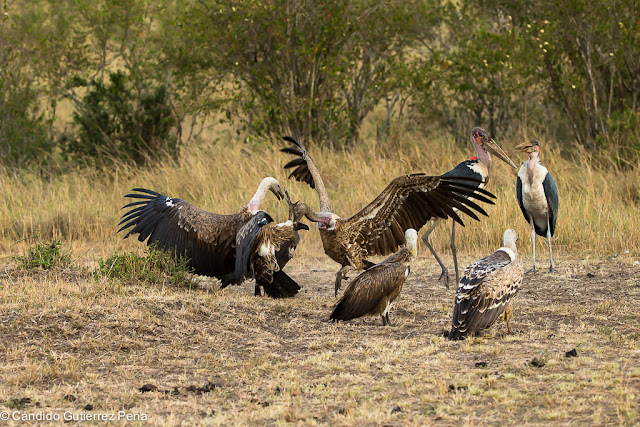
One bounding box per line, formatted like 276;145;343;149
118;177;284;288
281;136;497;295
449;229;525;340
330;229;417;326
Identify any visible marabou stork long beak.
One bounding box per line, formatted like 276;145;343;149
515;140;540;154
485;138;518;169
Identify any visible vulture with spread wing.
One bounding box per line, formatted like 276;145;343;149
330;228;417;326
118;177;304;296
281;136;497;296
234;191;310;297
448;229;525;340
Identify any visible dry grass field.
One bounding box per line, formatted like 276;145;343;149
1;131;639;425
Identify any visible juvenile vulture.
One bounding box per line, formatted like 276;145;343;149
448;229;525;340
234;191;309;297
281;136;497;296
422;127;517;289
516;140;559;273
330;228;418;326
118;177;306;296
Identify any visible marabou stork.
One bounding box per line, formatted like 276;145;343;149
515;140;559;273
422;127;518;288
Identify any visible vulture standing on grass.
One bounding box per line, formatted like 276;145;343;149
330;228;418;326
516;140;559;273
448;229;525;340
421;127;518;289
234;191;310;297
118;177;305;296
281;135;497;296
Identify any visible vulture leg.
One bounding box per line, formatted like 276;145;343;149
527;216;538;273
421;219;450;289
384;312;392;327
381;314;388;326
450;221;460;286
334;265;355;297
255;284;262;297
546;213;557;273
502;302;513;334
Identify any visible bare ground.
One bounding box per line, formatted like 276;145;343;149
1;256;639;426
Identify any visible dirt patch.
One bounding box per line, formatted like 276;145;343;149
0;257;638;425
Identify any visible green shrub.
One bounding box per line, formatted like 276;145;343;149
15;238;71;270
61;71;178;166
94;247;196;289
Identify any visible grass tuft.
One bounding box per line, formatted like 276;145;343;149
94;246;196;289
15;236;71;270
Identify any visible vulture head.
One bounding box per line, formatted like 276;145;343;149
405;228;418;258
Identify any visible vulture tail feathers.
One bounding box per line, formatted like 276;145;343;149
259;270;301;298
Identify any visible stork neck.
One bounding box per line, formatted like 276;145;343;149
247;180;270;214
526;151;539;182
473;141;492;170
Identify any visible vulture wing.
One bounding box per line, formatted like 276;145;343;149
449;250;523;339
339;174;496;257
118;188;248;281
330;261;408;321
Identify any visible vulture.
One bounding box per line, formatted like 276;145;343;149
118;177;305;297
281;135;497;296
516;140;559;273
234;190;310;297
421;127;518;289
448;229;525;340
330;228;417;326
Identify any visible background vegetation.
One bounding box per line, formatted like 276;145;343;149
1;0;639;258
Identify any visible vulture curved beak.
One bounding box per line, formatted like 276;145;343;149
515;141;539;154
485;138;518;169
295;222;310;231
272;185;285;200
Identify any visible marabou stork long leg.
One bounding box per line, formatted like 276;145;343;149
421;219;451;289
546;213;557;273
527;216;538;273
450;221;460;286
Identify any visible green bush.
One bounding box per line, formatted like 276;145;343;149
94;247;196;288
15;238;71;270
61;71;178;166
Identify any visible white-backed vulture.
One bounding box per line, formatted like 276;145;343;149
281;136;497;296
234;191;310;297
330;229;418;326
118;177;308;296
448;229;525;340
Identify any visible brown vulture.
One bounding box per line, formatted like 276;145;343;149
118;177;307;297
449;229;525;340
280;136;497;296
330;228;417;326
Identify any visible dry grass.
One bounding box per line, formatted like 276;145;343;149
1;130;639;263
0;257;638;425
1;128;640;424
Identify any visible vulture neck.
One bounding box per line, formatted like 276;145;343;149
247;180;271;214
305;153;333;213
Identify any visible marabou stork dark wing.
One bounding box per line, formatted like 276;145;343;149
542;172;559;237
330;262;408;321
339;174;496;257
449;250;521;339
118;188;247;280
516;175;528;224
